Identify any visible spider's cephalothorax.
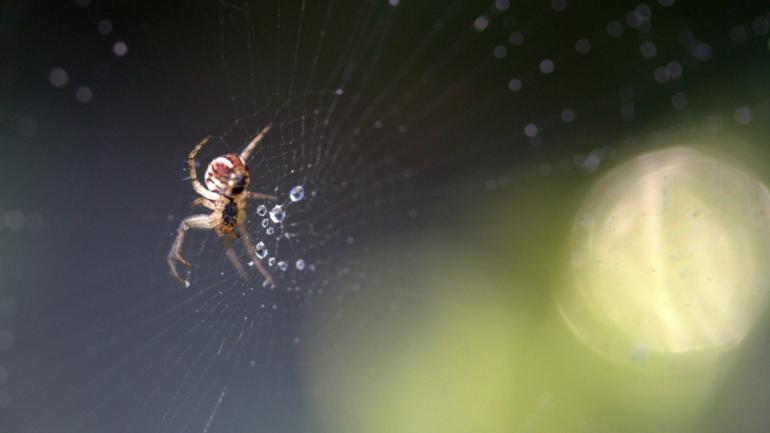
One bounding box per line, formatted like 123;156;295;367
205;154;251;197
167;124;275;286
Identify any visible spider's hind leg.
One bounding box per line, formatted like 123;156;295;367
238;225;274;287
223;236;249;281
168;214;214;284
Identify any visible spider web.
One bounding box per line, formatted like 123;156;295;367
5;1;770;432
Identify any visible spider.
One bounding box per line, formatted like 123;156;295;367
167;124;275;286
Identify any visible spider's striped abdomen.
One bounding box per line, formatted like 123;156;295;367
204;154;251;197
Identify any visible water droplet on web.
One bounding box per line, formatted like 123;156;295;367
269;205;286;223
268;257;276;267
278;261;288;271
255;242;268;259
266;227;275;235
256;205;267;216
289;185;305;202
261;218;269;228
295;259;305;270
184;280;190;288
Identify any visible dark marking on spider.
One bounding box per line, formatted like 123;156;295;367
223;202;238;226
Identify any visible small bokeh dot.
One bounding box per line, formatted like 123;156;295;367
734;106;752;124
508;78;522;92
524;124;538;137
76;86;93;103
48;67;69;88
575;38;591;54
97;19;113;35
539;59;555;74
113;40;128;56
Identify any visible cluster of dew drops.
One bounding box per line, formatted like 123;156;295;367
249;185;307;285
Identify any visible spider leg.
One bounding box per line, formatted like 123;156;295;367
167;214;214;284
223;236;249;281
245;191;276;201
239;123;272;162
188;136;219;201
237;224;274;286
191;197;216;210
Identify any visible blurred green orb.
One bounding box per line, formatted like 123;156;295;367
560;147;770;359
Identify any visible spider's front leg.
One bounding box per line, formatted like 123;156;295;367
239;123;272;162
188;137;219;201
167;214;214;284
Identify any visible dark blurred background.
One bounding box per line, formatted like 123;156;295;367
2;1;770;432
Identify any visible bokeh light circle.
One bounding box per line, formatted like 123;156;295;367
559;147;770;360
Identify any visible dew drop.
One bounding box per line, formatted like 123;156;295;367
289;185;305;202
255;242;268;259
295;259;306;271
269;205;286;223
278;261;288;271
268;257;276;267
257;204;267;216
266;227;275;235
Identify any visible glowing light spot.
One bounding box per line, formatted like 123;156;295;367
97;19;113;35
734;106;752;125
539;59;554;74
524;124;538;137
48;67;69;88
640;41;657;58
666;61;683;79
575;38;591;54
113;40;128;56
561;108;576;123
507;78;522;92
509;31;524;46
607;21;624;38
473;16;489;32
551;0;566;12
75;86;93;103
671;92;688;110
559;147;770;359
